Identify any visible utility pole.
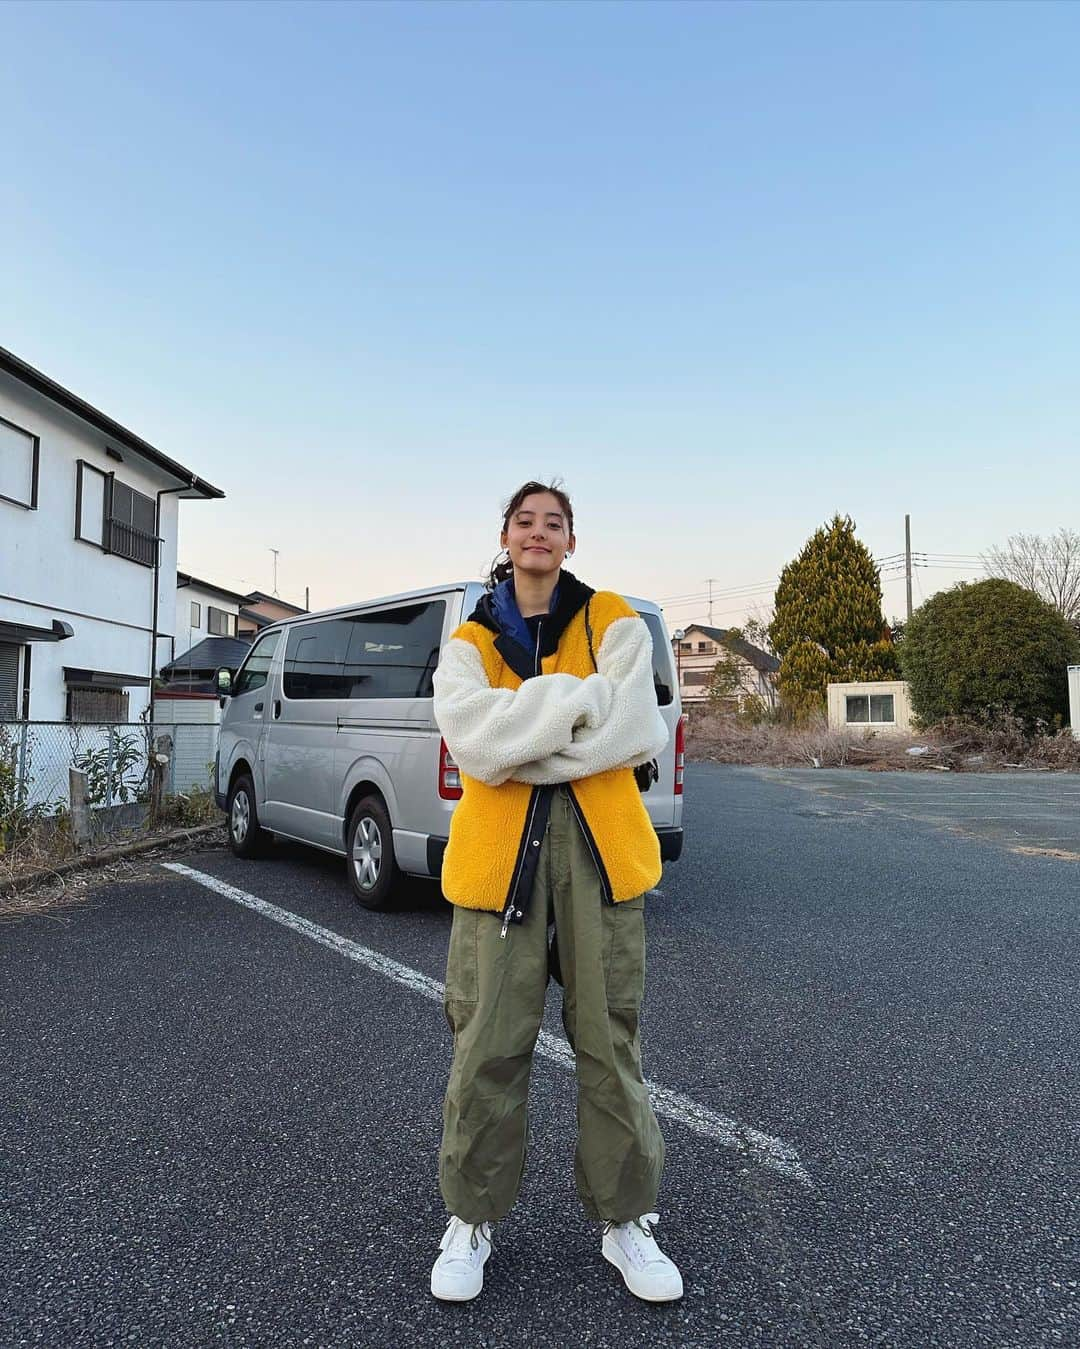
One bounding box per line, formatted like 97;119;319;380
269;548;280;598
706;578;719;626
904;515;913;621
305;585;310;612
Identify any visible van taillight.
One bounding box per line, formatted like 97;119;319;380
439;739;463;800
674;715;686;795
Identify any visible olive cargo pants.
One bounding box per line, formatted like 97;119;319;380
439;785;665;1224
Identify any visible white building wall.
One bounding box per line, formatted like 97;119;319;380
174;582;239;663
1069;666;1080;740
0;371;184;720
827;680;914;734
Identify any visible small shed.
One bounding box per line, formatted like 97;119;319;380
827;680;913;735
151;689;221;793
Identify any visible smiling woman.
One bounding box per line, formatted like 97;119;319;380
428;479;683;1305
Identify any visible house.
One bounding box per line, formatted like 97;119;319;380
238;589;306;638
827;680;913;734
164;573;250;691
0;345;223;722
671;623;780;708
175;572;246;651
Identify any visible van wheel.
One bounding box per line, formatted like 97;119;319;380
228;773;271;859
347;795;399;910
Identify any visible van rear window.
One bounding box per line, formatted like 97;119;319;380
636;611;675;706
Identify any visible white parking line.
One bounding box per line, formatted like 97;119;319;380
163;861;812;1188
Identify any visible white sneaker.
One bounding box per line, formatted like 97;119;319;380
602;1212;684;1302
430;1216;493;1302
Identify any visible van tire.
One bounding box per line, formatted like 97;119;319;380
347;795;398;910
228;773;271;859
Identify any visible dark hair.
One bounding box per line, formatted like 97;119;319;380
487;480;575;588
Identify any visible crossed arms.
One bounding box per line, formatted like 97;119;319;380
432;616;670;788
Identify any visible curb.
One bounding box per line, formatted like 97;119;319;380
1;822;224;896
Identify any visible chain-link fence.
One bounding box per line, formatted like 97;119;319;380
0;719;221;873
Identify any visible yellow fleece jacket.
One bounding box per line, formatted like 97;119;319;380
432;580;669;917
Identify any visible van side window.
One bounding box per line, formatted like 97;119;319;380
343;601;446;698
283;619;353;699
233;631;280;697
636;611;674;707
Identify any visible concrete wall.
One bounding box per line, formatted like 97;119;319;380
827;680;913;734
1069;666;1080;740
0;370;183;720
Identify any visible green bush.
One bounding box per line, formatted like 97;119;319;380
900;578;1080;729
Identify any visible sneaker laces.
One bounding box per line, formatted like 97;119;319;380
604;1213;664;1265
441;1216;492;1262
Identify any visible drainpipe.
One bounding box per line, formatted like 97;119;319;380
149;481;197;723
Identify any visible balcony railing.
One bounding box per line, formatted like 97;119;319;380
105;517;159;567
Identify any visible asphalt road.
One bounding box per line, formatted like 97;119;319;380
3;766;1079;1348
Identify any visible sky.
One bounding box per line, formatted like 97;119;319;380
4;0;1079;634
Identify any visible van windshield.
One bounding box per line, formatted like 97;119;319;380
636;611;675;706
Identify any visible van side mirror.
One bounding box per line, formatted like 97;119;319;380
216;668;233;697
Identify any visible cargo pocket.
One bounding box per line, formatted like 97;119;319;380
444;907;480;1031
603;895;646;1010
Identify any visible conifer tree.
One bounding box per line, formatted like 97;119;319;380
769;514;898;716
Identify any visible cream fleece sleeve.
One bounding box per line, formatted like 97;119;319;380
432;637;613;786
511;615;670;785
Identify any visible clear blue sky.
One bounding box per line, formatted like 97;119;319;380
5;0;1078;630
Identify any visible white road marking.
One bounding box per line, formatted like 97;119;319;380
163;861;812;1187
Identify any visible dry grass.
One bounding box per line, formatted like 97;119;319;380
687;708;1080;773
0;786;222;906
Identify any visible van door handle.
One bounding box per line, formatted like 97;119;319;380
254;702;264;713
274;700;282;719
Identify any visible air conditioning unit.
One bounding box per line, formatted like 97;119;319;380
1070;665;1080;739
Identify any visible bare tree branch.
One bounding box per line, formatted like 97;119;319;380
982;529;1080;623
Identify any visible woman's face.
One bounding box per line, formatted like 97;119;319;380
501;492;575;579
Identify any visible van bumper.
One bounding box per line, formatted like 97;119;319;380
427;836;448;877
656;827;684;862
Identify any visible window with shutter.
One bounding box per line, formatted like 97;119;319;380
0;643;20;719
68;686;129;723
104;477;158;566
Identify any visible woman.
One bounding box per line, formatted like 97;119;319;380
429;480;682;1303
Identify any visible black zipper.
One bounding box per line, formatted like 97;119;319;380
500;785;551;937
566;785;615;905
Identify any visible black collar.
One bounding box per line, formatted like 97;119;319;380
468;570;595;681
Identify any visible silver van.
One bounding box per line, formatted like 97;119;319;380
215;582;685;908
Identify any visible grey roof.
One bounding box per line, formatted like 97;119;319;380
243;590;308;613
239;607;275;629
162;635;252;677
177;572;249;604
678;623;780;674
0;345;224;499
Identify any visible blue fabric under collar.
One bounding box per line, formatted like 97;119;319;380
491;577;561;655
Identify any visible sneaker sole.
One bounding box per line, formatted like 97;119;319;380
430;1278;483;1303
602;1237;683;1303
